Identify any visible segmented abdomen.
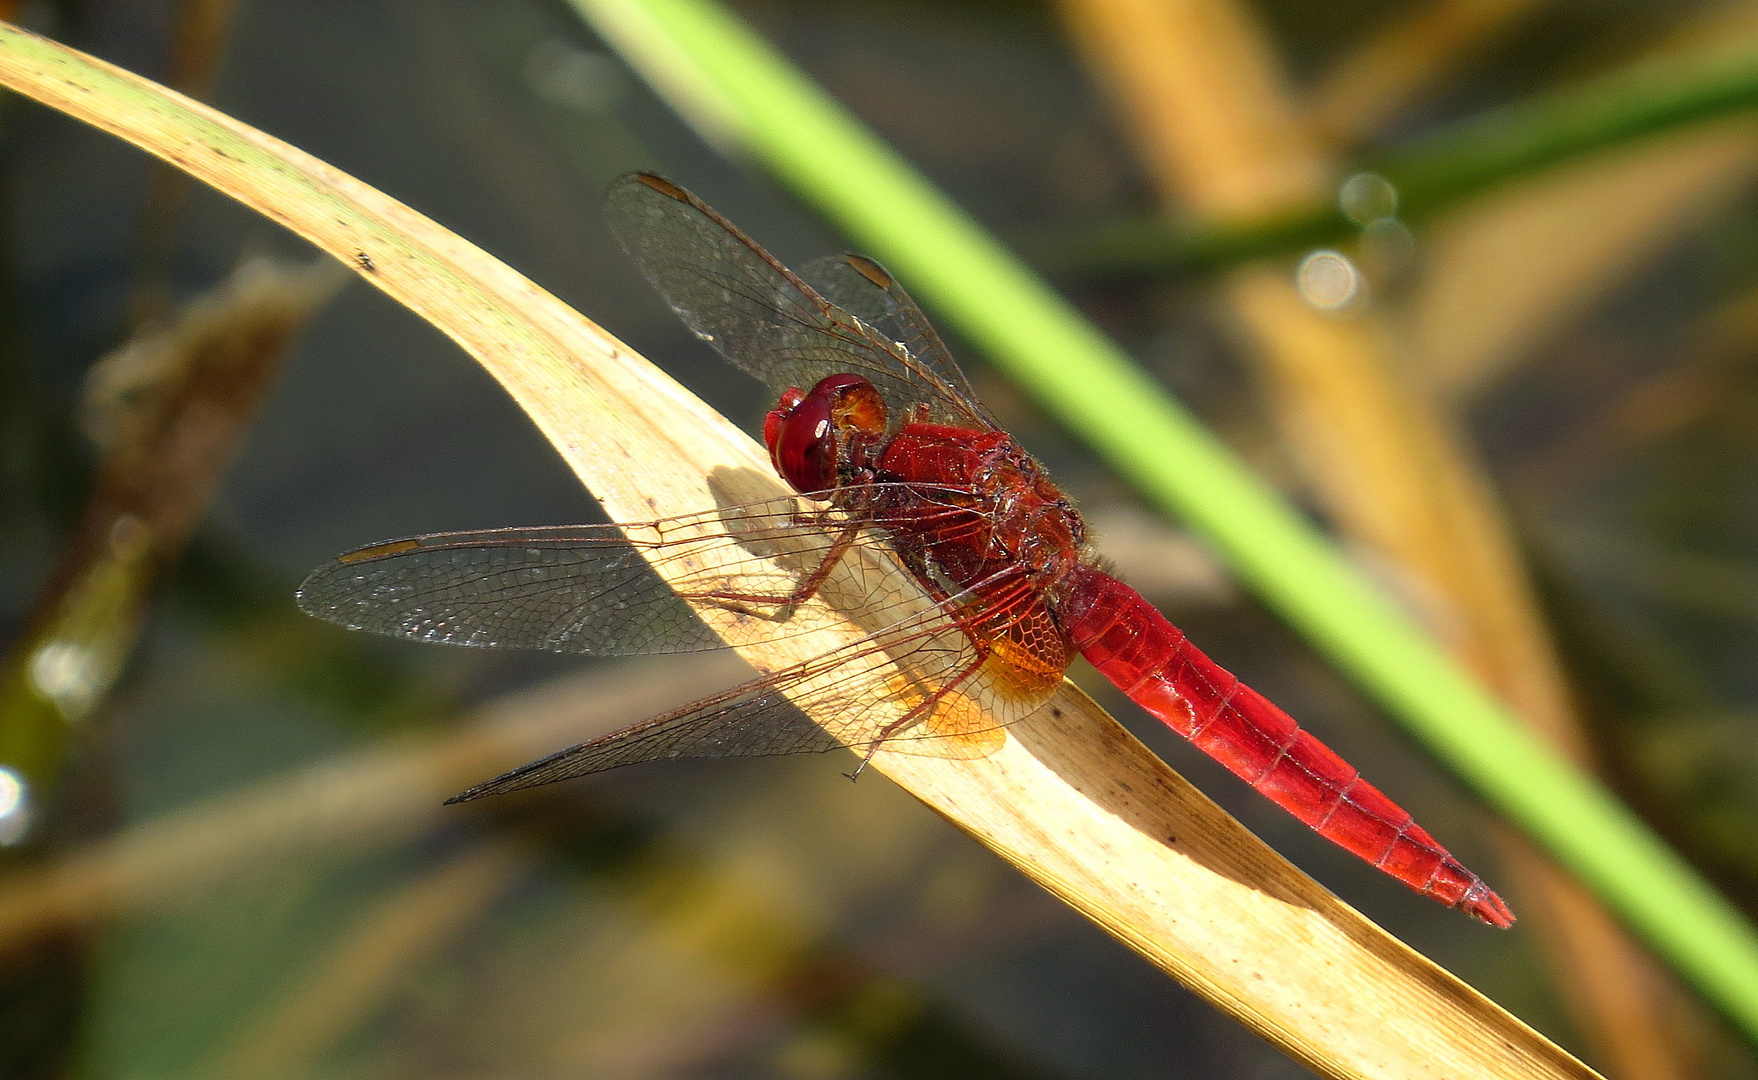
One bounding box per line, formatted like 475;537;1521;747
1059;566;1512;927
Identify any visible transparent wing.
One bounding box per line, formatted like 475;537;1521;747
300;497;831;655
446;577;1057;802
606;173;989;429
296;485;976;656
800;252;996;429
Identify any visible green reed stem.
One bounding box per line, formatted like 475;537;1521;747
1043;37;1758;278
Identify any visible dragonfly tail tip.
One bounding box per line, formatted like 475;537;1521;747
1462;886;1516;929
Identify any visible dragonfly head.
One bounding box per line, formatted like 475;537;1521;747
764;374;888;496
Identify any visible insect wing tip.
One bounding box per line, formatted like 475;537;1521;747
629;172;688;200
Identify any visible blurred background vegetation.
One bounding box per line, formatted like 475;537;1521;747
3;0;1758;1077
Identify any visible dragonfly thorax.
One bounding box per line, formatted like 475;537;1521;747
867;420;1089;593
980;455;1089;586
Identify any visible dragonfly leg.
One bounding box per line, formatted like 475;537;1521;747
696;520;864;614
844;649;990;781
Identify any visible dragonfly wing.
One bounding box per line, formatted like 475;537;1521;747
297;496;870;655
447;594;1049;801
445;671;845;801
606;173;986;428
297;484;984;656
801;253;995;429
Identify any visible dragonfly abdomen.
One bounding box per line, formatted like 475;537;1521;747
1057;566;1513;927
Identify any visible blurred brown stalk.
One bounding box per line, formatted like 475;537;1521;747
1310;0;1541;147
1414;116;1758;401
0;257;345;794
1056;0;1724;1076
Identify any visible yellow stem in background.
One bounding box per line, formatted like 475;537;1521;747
1311;0;1544;147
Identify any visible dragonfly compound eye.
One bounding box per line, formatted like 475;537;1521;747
765;374;888;496
766;387;839;494
764;386;807;465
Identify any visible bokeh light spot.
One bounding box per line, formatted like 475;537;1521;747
1339;172;1398;225
1296;250;1362;311
0;768;32;847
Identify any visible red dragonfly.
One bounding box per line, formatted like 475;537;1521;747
299;174;1513;927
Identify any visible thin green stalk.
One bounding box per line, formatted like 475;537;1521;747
571;0;1758;1042
1040;37;1758;278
